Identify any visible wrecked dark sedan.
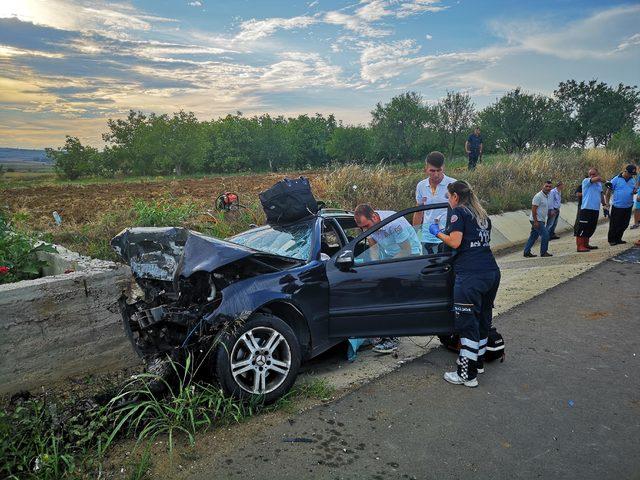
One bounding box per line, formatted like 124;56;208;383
112;203;455;402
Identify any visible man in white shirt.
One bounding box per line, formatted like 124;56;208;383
412;151;456;254
524;180;553;258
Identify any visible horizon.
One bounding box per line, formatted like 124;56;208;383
0;0;639;149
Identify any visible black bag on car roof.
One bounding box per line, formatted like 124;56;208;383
259;176;319;225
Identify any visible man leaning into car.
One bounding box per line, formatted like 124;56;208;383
353;203;421;354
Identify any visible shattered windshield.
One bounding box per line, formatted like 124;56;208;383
228;222;314;261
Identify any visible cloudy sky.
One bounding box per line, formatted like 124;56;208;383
0;0;639;148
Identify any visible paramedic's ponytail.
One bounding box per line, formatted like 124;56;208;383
447;181;489;226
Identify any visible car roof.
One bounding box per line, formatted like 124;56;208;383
318;208;353;218
228;209;354;239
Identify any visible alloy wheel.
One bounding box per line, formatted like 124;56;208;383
229;326;292;394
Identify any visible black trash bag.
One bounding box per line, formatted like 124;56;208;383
259;176;319;225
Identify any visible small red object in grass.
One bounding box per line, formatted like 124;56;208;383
64;269;75;274
0;266;9;275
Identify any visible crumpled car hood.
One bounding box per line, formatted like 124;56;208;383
111;226;302;282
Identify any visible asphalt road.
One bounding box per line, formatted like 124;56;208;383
188;253;640;480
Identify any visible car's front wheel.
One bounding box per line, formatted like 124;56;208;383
214;313;301;403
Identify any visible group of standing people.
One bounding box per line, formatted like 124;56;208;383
523;164;639;257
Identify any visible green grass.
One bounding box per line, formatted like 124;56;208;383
1;350;337;479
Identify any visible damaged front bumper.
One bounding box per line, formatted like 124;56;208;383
112;227;302;359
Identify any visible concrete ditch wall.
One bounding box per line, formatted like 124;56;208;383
0;247;139;395
490;202;579;252
0;202;584;396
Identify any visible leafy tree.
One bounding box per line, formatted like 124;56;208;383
326;125;373;163
479;88;547;153
102;110;152;175
156;111;208;175
286;114;336;169
536;99;578;149
46;136;98;180
254;114;292;172
370;92;428;165
555;80;640;147
608;127;640;162
433;92;475;159
205;113;259;173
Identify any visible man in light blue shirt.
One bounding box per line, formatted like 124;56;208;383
547;181;563;240
412;151;456;254
354;205;422;260
352;203;422;355
604;164;638;245
576;168;605;252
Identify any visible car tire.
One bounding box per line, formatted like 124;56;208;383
214;313;301;403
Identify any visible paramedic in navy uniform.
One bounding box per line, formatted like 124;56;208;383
429;180;501;387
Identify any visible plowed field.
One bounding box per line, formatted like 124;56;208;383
2;172;324;230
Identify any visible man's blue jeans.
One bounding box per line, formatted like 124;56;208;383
547;209;560;236
524;220;549;255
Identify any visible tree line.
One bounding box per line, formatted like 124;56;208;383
47;79;640;180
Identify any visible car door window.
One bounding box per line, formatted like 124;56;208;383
336;217;361;242
321;221;342;257
353;207;449;265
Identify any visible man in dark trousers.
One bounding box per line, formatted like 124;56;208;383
604;164;638;245
576;168;605;252
465;127;483;170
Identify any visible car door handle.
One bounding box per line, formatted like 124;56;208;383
421;263;451;275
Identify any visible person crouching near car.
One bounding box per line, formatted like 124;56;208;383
354;203;422;354
429;181;500;387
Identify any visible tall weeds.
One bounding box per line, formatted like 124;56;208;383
317;149;626;214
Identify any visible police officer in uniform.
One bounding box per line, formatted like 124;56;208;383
429;180;501;387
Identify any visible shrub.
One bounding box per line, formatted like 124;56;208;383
0;212;56;284
0;397;111;479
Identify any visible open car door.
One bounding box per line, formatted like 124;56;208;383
326;203;455;338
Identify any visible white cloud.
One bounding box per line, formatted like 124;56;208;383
0;0;177;41
0;45;65;59
235;15;319;42
616;33;640;52
359;39;422;82
491;4;640;60
355;0;392;22
425;34;433;40
396;0;448;18
188;1;202;6
323;10;390;38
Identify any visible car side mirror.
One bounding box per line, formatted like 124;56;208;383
335;249;354;269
